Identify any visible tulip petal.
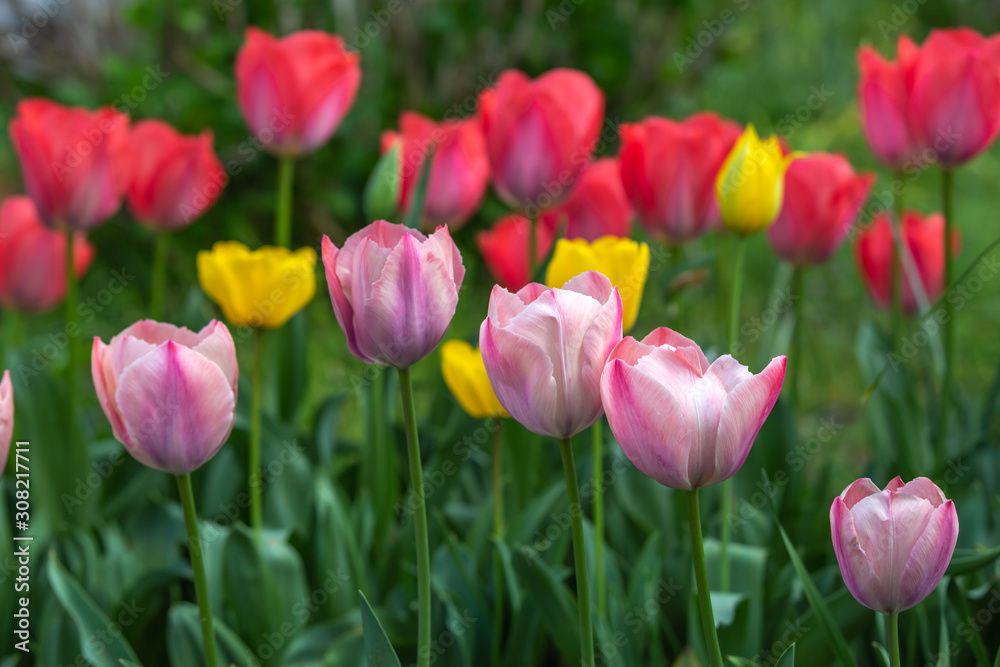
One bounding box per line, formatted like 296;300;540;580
116;341;235;475
831;496;883;611
840;477;881;508
898;500;958;611
713;355;786;485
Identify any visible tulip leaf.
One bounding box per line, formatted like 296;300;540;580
873;642;890;667
359;590;402;667
46;551;141;667
774;518;858;667
364;141;401;222
492;538;524;612
946;578;991;665
946;544;1000;576
403;144;435;229
774;643;796;667
166;601;257;667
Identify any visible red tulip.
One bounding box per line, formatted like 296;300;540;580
768;153;875;265
127;120;226;230
380;111;489;230
857;36;920;169
479;69;604;211
540;158;632;242
9;98;130;230
476;214;557;291
0;196;95;312
908;28;1000;167
855;210;959;314
619;113;742;243
235;27;361;158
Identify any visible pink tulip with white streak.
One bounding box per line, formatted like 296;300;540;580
322;220;465;368
91;320;238;475
480;271;622;439
831;476;958;614
600;327;785;490
0;371;12;479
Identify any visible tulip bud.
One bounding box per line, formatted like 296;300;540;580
767;153;874;265
127;120;226;230
480;272;622;439
545;236;650;332
0;196;95;313
381;111;490;231
831;476;958;614
322;220;465;368
908;28;1000;167
0;370;12;479
197;242;317;329
542;158;632;242
235;28;361;157
479;69;604;210
476;214;557;292
9;98;130;230
440;340;507;419
600;327;785;491
619;113;742;243
715;125;796;236
92;320;239;475
855;210;958;314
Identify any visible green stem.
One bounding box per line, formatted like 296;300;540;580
491;421;505;667
399;367;432;667
176;473;220;667
559;437;594;667
64;229;80;432
935;168;954;464
721;234;747;592
887;612;900;667
593;421;606;619
687;489;724;667
275;157;295;247
789;265;804;410
891;174;905;350
150;232;170;321
249;328;265;545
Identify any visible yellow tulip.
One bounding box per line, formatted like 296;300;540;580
715;124;797;236
197;241;316;329
440;340;508;419
544;236;650;332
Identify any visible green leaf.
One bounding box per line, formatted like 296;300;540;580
270;311;308;424
364;141;401;222
873;642;890;667
359;590;402;667
709;592;746;627
46;551;141;667
774;643;796;667
946;544;1000;576
403;144;435;228
774;518;858;667
492;538;524;612
166;601;256;667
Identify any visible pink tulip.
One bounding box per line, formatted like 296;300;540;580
92;320;238;475
908;28;1000;167
855;210;958;314
857;36;920;169
322;220;464;368
767;153;875;265
618;113;742;243
381;111;490;231
9;98;130;230
0;196;95;313
600;327;785;490
127;120;226;230
480;272;622;438
831;476;958;614
541;158;632;242
0;371;12;479
235;27;361;157
479;68;604;211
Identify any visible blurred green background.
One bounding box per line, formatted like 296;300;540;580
3;0;1000;664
